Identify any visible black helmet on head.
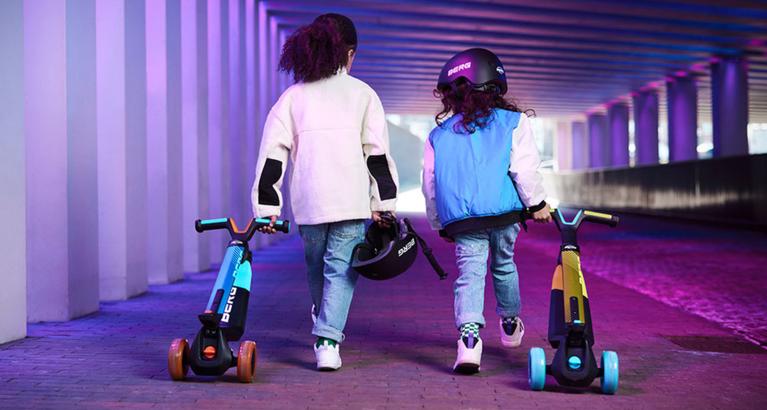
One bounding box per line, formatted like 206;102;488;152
437;48;507;95
352;214;448;281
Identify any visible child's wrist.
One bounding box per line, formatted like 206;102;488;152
527;200;547;213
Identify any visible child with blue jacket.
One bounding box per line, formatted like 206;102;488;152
422;48;552;373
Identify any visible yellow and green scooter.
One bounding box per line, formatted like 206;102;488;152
528;209;620;394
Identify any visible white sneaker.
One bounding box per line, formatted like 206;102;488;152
314;340;342;371
453;336;483;374
499;317;525;347
311;304;317;325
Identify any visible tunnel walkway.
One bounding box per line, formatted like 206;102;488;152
1;215;766;409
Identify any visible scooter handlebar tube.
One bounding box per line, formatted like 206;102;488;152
195;218;229;233
252;218;291;233
523;208;619;230
582;210;619;228
194;218;291;239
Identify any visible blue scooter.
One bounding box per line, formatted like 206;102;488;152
168;217;289;383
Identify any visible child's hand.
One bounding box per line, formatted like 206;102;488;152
372;211;394;228
258;215;279;234
532;204;552;223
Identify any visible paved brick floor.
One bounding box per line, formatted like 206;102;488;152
1;215;766;409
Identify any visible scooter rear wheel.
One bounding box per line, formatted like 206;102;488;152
528;347;547;391
600;350;619;394
237;340;257;383
168;338;190;381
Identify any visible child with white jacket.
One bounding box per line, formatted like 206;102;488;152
252;14;398;371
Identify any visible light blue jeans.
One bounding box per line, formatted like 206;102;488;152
299;220;365;343
453;223;522;329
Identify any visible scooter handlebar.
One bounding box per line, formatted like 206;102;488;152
252;218;291;233
194;218;291;235
582;210;619;227
195;218;229;233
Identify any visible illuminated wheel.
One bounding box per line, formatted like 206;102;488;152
528;347;546;391
600;350;619;395
237;340;257;383
168;338;190;381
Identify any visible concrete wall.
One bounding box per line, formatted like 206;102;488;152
0;0;27;344
547;154;767;227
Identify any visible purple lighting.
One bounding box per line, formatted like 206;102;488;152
2;5;767;405
666;74;698;162
588;113;610;168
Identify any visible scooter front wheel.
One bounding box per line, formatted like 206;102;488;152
528;347;547;391
168;338;190;381
237;340;257;383
600;350;619;395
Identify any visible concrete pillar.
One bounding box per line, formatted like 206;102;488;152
25;0;100;321
667;74;698;162
608;103;630;167
555;121;572;171
96;0;148;301
633;89;660;165
227;0;246;224
571;121;589;170
207;0;226;262
65;0;101;313
236;0;250;224
268;17;292;232
146;1;183;284
245;0;262;248
587;113;610;168
255;2;268;248
0;0;27;343
711;56;749;157
181;0;210;273
219;0;232;230
166;0;184;280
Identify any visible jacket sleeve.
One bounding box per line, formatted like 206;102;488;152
361;91;399;212
509;113;547;208
421;136;442;230
251;105;293;218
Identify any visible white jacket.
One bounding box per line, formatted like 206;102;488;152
251;70;399;225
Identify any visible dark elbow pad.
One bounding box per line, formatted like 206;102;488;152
367;155;397;200
257;158;282;206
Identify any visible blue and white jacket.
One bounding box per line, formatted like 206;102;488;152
422;109;546;235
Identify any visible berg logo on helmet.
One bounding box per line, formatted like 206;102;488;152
398;238;416;257
447;61;472;77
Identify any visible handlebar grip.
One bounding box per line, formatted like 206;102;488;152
195;218;229;233
253;218;291;233
583;211;619;227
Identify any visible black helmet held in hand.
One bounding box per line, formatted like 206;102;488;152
352;213;448;281
352;214;417;281
437;48;507;95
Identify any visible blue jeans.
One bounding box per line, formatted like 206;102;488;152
299;220;365;342
453;223;522;328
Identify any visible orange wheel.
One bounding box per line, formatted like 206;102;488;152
168;338;190;381
237;340;257;383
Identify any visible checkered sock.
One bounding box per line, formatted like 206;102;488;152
460;323;480;348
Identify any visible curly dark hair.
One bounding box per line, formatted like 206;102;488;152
279;14;357;83
434;79;534;133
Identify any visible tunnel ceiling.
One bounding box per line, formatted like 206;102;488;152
265;0;767;120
